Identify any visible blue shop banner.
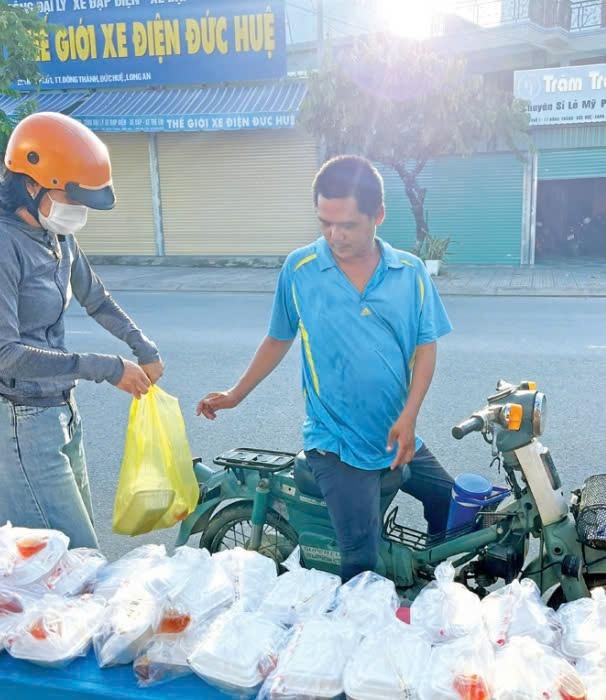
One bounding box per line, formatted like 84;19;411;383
11;0;286;89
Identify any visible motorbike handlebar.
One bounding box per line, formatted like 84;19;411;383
452;415;485;440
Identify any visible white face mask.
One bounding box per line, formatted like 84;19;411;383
38;196;88;236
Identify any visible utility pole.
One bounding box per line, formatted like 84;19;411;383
317;0;325;66
315;0;327;164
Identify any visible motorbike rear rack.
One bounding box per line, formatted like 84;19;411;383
383;506;508;550
214;448;296;473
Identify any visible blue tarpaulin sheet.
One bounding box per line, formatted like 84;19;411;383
0;650;227;699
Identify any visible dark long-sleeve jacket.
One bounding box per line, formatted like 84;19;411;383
0;212;159;406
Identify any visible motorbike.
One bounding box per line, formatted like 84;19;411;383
177;380;606;604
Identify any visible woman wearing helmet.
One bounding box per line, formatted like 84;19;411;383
0;112;164;548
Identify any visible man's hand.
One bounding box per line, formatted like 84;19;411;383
387;413;416;470
116;360;151;399
196;336;293;421
140;360;164;384
196;390;241;420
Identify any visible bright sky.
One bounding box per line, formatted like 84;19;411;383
376;0;459;38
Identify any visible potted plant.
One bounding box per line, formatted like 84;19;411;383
418;234;450;276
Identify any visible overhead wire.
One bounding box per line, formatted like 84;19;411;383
285;0;376;36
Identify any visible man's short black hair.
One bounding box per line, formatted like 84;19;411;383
312;155;384;218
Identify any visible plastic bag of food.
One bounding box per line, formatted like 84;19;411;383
492;636;587;700
0;522;18;576
6;594;105;668
153;550;234;633
112;386;198;535
344;619;431;700
584;676;606;700
134;624;202;688
557;586;606;659
133;568;228;691
42;548;107;597
482;578;560;649
0;523;69;588
576;649;606;700
213;547;278;612
189;610;287;698
0;587;39;652
93;587;157;668
410;562;482;644
332;571;399;638
140;546;211;601
419;631;495;700
258;557;340;626
259;616;359;700
93;544;167;601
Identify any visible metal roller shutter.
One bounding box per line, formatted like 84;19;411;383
76;133;156;256
157;129;318;256
538;148;606;180
380;153;525;264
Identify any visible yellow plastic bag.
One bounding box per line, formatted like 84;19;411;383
112;385;199;536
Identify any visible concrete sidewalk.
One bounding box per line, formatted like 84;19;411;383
93;262;606;297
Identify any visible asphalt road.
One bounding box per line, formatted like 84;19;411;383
65;292;606;560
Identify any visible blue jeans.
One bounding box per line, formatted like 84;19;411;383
305;445;454;582
0;395;98;549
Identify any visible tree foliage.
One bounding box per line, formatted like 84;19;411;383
0;0;48;151
301;35;531;246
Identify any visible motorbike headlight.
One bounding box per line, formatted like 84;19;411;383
533;392;547;436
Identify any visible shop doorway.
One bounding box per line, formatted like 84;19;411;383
535;177;606;262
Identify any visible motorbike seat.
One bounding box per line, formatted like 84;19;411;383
293;451;403;500
294;452;324;498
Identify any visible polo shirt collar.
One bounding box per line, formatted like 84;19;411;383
379;238;406;269
315;236;403;271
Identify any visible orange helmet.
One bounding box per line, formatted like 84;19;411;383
4;112;115;210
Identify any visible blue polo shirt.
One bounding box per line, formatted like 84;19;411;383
268;236;452;470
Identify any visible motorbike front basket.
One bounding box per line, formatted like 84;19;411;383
577;474;606;550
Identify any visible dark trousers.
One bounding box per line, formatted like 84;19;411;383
304;445;454;582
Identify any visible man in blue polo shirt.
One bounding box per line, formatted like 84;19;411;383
198;155;454;582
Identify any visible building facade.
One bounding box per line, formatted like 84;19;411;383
4;0;606;264
379;0;606;264
3;0;321;260
289;0;606;265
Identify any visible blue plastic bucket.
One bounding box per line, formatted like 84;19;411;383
446;473;509;532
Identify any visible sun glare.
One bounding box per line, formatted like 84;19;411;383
378;0;458;39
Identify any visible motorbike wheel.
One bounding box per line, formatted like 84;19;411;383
200;502;298;569
547;574;606;609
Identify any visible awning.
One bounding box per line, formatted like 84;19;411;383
0;91;88;117
71;81;307;133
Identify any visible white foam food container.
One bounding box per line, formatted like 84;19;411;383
212;547;278;612
156;554;234;629
93;588;157;667
0;588;38;652
7;594;105;668
0;524;69;588
344;621;431;700
43;548;107;597
258;568;341;626
188;611;286;696
92;544;167;601
333;571;399;639
141;546;211;600
134;627;199;688
260;617;359;700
